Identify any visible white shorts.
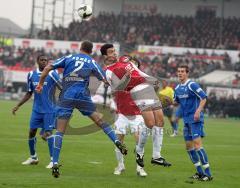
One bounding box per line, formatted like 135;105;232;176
130;83;161;111
114;114;145;135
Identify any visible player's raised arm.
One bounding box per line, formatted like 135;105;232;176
35;64;53;93
36;56;66;93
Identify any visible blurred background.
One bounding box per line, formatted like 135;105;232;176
0;0;240;118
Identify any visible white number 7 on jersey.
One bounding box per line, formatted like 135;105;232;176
74;60;84;72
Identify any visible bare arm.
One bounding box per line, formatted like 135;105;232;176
12;92;32;115
36;65;54;93
194;98;207;121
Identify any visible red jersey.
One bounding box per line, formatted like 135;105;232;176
113;91;141;115
105;59;146;91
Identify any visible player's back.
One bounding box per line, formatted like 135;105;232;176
53;53;105;100
28;69;58;113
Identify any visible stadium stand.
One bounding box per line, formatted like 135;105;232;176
37;11;240;50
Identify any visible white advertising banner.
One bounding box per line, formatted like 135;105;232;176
207;86;240;99
13;38;120;55
138;45;239;63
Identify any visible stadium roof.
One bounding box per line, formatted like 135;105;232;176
0;17;27;37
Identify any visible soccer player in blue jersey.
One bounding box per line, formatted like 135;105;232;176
174;64;213;181
12;55;61;169
36;41;128;178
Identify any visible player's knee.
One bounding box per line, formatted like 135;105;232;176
194;141;202;149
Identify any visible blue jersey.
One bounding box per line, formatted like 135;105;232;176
52;53;105;99
174;79;207;123
27;69;61;113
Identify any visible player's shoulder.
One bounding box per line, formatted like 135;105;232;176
27;70;34;79
174;84;181;91
187;80;200;90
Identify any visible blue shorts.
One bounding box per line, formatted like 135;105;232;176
183;122;205;141
175;107;183;118
30;111;56;131
56;96;96;119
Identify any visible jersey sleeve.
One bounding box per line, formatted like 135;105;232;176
131;62;158;84
91;60;106;81
188;82;207;100
52;56;66;69
27;72;33;92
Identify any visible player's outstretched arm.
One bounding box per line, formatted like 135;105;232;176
36;65;54;93
12;91;32;115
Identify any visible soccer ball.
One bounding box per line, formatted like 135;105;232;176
77;4;92;20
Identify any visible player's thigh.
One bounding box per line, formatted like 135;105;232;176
114;114;128;135
30;111;44;129
77;98;97;117
43;113;56;132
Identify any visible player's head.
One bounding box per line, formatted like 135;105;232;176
37;54;48;71
177;64;189;83
100;43;118;65
80;40;93;54
162;80;168;88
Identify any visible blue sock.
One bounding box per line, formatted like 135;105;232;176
52;132;64;164
101;122;118;143
47;135;54;161
187;148;204;175
197;147;212;176
28;137;37;158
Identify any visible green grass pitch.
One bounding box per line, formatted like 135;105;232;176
0;100;239;188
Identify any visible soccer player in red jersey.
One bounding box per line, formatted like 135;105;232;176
101;44;171;168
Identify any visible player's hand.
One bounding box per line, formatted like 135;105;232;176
12;106;19;115
194;109;201;121
35;84;43;93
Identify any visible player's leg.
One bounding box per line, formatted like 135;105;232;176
78;96;128;155
151;108;171;166
22;111;42;165
131;118;148;177
51;105;73;178
133;116;148;168
192;123;213;181
184;123;204;179
113;114;127;175
43;113;56;168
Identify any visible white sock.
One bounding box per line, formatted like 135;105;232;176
115;147;124;166
136;126;148;155
152;126;163;159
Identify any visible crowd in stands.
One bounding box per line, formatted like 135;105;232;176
38;10;240;50
206;91;240;118
0;45;239;80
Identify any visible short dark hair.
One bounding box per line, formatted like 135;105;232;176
131;56;141;68
80;41;93;54
178;64;189;73
100;43;114;56
37;54;47;62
